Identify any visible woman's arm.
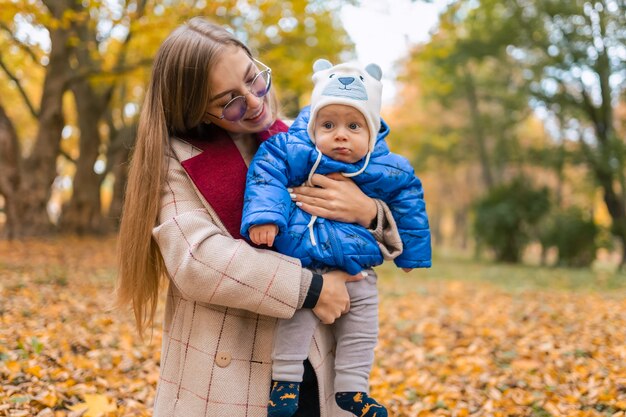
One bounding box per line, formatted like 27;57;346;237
154;150;358;322
290;173;403;260
153;151;311;319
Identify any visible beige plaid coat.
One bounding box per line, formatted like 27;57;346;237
151;137;402;417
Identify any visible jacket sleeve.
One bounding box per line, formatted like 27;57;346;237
384;157;432;268
152;147;311;319
240;134;292;239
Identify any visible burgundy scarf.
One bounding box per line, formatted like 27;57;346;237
180;120;289;239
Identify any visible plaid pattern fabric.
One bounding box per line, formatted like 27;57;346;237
151;138;353;416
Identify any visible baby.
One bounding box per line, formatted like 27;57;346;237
241;59;431;417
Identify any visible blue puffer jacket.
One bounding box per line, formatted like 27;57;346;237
241;107;431;274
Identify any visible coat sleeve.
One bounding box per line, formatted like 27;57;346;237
368;199;404;261
152;148;311;319
240;134;292;239
384;157;432;269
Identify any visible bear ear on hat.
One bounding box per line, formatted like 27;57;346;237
313;59;333;73
365;63;382;81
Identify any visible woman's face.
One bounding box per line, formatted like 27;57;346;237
205;47;274;134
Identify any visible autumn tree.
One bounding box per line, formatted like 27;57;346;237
0;0;357;237
390;1;534;248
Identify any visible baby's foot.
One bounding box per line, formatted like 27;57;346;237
335;392;387;417
268;381;300;417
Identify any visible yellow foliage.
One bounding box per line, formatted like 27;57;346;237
68;394;117;417
1;237;626;416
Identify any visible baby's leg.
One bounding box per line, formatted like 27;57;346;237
269;309;319;417
272;309;319;381
333;271;387;417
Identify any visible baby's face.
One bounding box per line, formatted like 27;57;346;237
313;104;370;164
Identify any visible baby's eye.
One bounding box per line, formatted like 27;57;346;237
349;123;359;130
323;122;334;129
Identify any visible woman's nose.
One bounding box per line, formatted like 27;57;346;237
245;91;263;108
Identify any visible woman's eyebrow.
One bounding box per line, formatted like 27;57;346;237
210;62;254;102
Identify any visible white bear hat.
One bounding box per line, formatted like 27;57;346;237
307;59;383;157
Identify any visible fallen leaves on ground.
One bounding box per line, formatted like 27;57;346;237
1;237;625;417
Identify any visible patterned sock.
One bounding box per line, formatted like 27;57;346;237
268;381;300;417
335;392;388;417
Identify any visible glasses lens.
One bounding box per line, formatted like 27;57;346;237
251;70;271;98
222;96;247;121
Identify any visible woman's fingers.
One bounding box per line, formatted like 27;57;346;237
295;201;333;218
313;270;351;324
308;173;337;188
290;173;376;226
345;271;367;282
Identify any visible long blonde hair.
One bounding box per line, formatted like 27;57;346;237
116;18;257;336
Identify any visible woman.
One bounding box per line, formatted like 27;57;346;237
116;17;402;417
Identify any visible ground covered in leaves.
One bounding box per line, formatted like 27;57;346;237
1;237;625;417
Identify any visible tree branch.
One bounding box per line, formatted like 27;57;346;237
0;22;42;65
59;147;76;164
0;56;39;119
64;58;153;87
579;82;605;144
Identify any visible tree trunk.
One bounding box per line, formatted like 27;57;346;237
0;103;21;238
106;125;135;226
15;25;71;236
59;80;108;234
462;66;494;191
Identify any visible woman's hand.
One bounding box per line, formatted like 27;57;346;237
290;173;377;227
312;270;364;324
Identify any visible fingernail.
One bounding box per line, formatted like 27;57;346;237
296;202;303;207
287;188;293;192
290;193;297;199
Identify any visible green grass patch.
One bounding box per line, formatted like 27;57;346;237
376;250;626;294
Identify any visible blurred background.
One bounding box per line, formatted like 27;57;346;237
1;0;625;269
2;2;626;416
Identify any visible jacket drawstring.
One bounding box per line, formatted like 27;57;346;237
342;151;371;178
303;149;372;247
306;148;323;246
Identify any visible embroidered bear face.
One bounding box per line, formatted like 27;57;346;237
321;72;369;101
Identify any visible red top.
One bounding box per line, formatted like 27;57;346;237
180;120;289;239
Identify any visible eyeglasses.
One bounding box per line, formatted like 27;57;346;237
206;59;272;122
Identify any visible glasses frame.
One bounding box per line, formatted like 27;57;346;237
206;59;272;122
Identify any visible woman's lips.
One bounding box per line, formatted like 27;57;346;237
245;104;265;121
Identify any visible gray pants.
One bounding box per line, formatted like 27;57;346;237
272;272;379;393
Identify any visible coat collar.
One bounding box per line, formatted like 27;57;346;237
180;120;288;239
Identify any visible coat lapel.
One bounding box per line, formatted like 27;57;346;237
180;120;289;239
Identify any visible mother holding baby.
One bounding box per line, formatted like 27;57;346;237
116;17;404;417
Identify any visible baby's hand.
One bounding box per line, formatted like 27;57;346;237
249;224;279;246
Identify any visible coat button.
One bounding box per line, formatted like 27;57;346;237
215;351;232;368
